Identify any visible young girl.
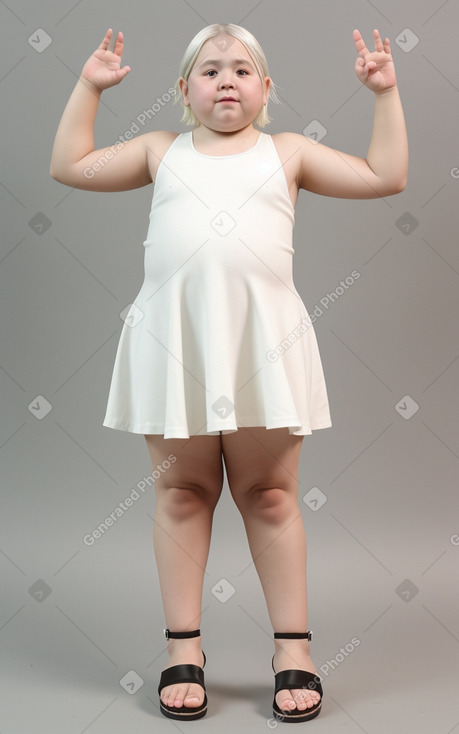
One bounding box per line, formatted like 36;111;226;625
50;22;408;723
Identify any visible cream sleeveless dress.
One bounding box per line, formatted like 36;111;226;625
102;130;332;438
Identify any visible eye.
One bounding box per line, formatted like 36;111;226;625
204;69;249;77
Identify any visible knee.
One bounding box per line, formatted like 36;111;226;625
240;486;296;524
157;485;217;522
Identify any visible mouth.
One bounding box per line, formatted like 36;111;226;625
218;97;238;102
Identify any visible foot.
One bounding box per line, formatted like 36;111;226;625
273;638;322;713
160;636;205;710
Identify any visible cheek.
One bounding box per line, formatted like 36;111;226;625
191;83;213;105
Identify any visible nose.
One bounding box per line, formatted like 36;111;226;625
218;72;235;89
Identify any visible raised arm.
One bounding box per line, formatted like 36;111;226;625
49;28;152;192
297;29;408;199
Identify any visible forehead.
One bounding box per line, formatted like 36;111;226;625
194;34;254;65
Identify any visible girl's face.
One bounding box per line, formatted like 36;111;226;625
179;34;271;131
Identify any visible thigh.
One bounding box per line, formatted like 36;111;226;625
221;427;304;504
144;433;224;497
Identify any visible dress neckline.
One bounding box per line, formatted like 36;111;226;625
190;130;264;159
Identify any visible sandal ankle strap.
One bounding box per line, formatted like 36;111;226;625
274;631;313;641
164;628;201;640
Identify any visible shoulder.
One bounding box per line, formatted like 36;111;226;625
269;131;310;171
143;129;182;153
270;131;307;154
270;130;324;162
268;131;310;187
269;131;339;193
141;130;183;183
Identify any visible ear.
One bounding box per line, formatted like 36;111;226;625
178;77;190;106
262;76;271;105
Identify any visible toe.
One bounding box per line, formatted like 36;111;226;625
292;688;321;709
276;690;297;711
161;684;175;706
183;683;203;708
162;683;203;709
276;688;321;712
168;685;183;708
291;689;308;710
162;684;184;708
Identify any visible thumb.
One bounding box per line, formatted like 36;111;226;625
116;66;131;81
355;57;368;82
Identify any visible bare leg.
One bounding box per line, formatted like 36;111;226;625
221;427;321;713
145;433;224;709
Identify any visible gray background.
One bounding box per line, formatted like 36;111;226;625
1;0;458;732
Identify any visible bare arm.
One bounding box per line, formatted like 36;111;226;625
50;28;152;191
298;29;408;199
366;84;408;191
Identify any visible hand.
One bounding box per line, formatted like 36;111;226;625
353;29;397;92
80;28;131;92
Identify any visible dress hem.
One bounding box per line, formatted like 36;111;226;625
102;416;332;437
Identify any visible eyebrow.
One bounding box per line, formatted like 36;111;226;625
197;58;256;70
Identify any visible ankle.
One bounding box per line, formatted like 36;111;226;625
167;635;202;655
274;638;312;660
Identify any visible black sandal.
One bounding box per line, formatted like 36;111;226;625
272;631;323;723
158;628;207;721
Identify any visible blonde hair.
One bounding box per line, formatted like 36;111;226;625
173;23;281;128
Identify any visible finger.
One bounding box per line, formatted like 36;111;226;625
383;36;391;54
107;29;117;53
118;66;131;80
113;66;131;84
353;28;369;57
99;28;113;50
355;57;368;81
373;28;384;53
113;31;125;58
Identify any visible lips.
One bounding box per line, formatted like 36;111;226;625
218;97;238;102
